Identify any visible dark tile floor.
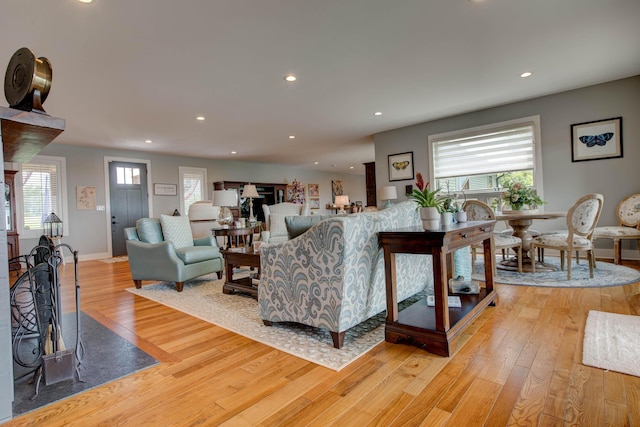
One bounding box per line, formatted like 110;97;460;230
12;312;157;417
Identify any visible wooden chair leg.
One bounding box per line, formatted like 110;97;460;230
588;250;594;278
560;251;565;271
176;281;184;292
614;238;621;264
134;279;142;289
531;244;536;273
567;253;572;280
516;246;522;273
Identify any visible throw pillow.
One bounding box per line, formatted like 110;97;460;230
285;214;346;239
269;213;290;237
136;218;163;244
160;214;193;249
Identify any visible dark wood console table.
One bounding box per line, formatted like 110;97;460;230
379;221;497;356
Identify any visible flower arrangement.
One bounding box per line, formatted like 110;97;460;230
407;173;445;212
287;179;305;204
498;178;544;210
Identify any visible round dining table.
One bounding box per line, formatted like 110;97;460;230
495;210;566;272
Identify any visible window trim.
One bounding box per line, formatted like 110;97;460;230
16;155;69;238
427;115;544;199
179;166;208;215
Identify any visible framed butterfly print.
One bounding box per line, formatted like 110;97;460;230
571;117;623;162
388;151;414;181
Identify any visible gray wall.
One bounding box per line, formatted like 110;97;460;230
9;145;365;260
375;75;640;257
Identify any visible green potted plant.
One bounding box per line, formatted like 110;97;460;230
452;190;467;223
408;173;444;229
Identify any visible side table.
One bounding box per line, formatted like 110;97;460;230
214;226;259;250
221;248;261;298
378;220;497;356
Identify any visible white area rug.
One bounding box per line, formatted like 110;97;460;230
127;273;385;371
582;310;640;377
472;257;640;288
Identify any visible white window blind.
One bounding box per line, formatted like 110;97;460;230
432;122;535;180
21;162;60;232
179;167;207;215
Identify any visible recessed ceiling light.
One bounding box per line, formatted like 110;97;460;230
284;75;297;82
314;161;319;165
145;140;152;144
77;0;92;3
289;135;295;139
231;151;237;154
349;166;354;169
196;116;205;121
374;112;382;116
520;72;532;78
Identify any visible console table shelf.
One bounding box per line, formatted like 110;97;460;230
379;221;497;356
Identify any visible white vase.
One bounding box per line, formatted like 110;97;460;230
455;211;467;223
441;212;453;226
420;207;441;230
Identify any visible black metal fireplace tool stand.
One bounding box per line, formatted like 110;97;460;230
9;236;84;399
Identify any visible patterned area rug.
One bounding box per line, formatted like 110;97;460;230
127;273;387;371
472;256;640;287
583;310;640;377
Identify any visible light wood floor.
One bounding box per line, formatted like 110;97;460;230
5;259;640;426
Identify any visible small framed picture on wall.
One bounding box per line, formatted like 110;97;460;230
570;117;623;162
388;152;414;181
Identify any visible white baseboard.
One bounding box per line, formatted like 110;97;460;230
75;252;112;262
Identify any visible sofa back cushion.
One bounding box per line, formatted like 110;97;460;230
160;214;194;249
285;214;347;239
136;218;163;244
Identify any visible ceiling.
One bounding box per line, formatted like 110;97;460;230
1;1;639;175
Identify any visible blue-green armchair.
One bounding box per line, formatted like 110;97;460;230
124;216;224;292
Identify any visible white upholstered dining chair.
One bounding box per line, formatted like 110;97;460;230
593;193;640;265
463;200;523;274
530;193;604;280
261;202;310;244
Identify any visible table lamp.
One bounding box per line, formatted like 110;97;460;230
379;186;397;209
213;189;238;228
241;183;260;224
334;195;350;214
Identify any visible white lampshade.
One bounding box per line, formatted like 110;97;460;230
379;186;397;201
335;195;350;215
241;184;260;199
334;195;349;206
212;190;238;207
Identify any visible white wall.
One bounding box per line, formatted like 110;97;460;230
375;75;640;258
11;145;365;260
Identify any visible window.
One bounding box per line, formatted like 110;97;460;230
115;166;141;184
428;116;543;200
179;167;207;215
19;155;68;238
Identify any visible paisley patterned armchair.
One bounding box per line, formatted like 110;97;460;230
258;201;434;348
